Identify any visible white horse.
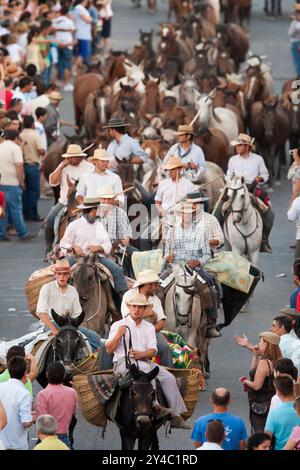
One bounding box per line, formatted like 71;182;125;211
194;92;239;144
223;176;263;267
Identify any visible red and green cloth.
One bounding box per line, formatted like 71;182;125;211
153;330;197;369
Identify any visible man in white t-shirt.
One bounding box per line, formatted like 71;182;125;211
53;6;76;91
72;0;92;65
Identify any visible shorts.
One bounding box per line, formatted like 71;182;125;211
101;18;111;39
77;39;91;64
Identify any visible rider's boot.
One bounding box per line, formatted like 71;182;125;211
206;313;221;338
153;401;171;420
44;226;54;261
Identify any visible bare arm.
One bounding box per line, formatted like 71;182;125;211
284;438;297;450
0;400;7;430
244;360;270;391
194;440;201;448
129;348;157;361
49;160;68;186
155;319;166;332
80;13;92;24
15;163;25;188
239;440;246;451
39;312;59;335
25;354;38;382
289;179;300;208
105;326;126;354
155;201;165;217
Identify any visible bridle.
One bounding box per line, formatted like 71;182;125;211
52;324;84;363
173;272;196;328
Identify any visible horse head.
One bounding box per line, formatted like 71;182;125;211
226;176;249;224
262;96;278;141
173;265;197;327
139;29;154;47
51;309;85;376
129;364;159;426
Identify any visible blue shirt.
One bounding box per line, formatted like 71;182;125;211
164;143;206;170
265;402;300;450
107;134;147;163
191;412;247;450
290;286;300;309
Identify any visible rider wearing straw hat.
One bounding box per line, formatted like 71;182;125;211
76;147;125;207
45;144;94;257
227;133;274;253
106;292;192;429
163;125;206;176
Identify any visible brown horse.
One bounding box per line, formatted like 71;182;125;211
83;89;110;139
194;127;230;173
280;91;300;149
139;79;161;120
73;73;104;130
168;0;193;22
218;23;249;72
71;256;120;337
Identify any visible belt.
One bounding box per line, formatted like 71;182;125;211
24;162;39;166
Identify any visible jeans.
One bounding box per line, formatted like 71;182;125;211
121;244;139;279
77;39;91;65
79;327;101;351
23;164;40;220
57;433;71;449
57;47;73;79
156;332;173;367
291;41;300;77
45;202;65;250
41;66;51;86
0;185;29;239
99;256;128;294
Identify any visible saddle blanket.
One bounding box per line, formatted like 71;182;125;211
205;251;254;294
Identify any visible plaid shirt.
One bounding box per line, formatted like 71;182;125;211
98;205;132;242
164;219;211;266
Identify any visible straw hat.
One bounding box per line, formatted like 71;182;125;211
175;125;194;136
279;307;300;318
53;260;71;273
48;91;64;101
76;196;100;210
102;117;130;129
127;292;153;307
259;331;280;346
62;144;87;158
176;202;197;214
92;148;110;161
133;269;162;288
186;191;210;204
163;155;186;170
230;133;254;149
98;185;117;199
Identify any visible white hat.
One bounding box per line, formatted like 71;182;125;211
76;196;100;210
62;144;87;158
98;185;117;199
127;292;153;306
133;269;162;288
92;148;110;161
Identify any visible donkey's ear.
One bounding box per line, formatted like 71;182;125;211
241;176;245;184
148;366;159;382
70;311;85;328
130;364;139;379
51;309;65;327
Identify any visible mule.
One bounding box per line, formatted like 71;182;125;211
116;364;165;450
223;176;263;268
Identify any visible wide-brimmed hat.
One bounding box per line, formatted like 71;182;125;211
62;144;87;158
230;133;254;149
127;292;153;307
92;148;110;161
175;125;194;136
259;331;280;346
177;202;197;214
279;307;300;318
163;155;186;170
48;91;64;101
53;260;71;274
133;269;162;288
98;185;117;199
102;117;130;129
186;191;210;204
77;196;100;210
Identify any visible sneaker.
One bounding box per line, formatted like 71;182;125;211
63;83;74;92
170;415;192;430
20;233;36;241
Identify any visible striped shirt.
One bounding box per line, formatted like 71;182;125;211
98;205;132;242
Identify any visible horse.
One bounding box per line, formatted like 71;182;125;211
71;255;121;337
164;266;211;376
168;0;193;22
280;91;300;150
194;127;229;173
223;176;263;268
116;364;164;450
218;23;249;72
139;78;161;120
83;89;110;139
73;73;104;130
176;73;199;106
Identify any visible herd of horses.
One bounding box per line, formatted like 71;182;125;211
32;0;292;449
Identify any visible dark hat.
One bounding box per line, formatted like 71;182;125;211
186;191;210;203
102;117;130;129
279;307;300;318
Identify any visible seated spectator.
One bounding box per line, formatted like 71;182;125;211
196;420;225;451
265;375;300;450
33;415;69;451
192;388;247;450
246;432;272;450
284;396;300;450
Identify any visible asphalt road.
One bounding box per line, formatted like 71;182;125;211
0;0;299;450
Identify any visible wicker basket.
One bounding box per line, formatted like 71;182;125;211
167;368;201;420
25;267;54;318
71;352;100;377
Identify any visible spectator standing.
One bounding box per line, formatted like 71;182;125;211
284;396;300;450
288;4;300;78
265;375;300;450
0;400;7;450
288;195;300;259
44;90;63;146
0;356;33;450
271;315;300;360
52;5;75;92
12;76;34;104
196;420;225;451
20;115;45;221
35;107;48;151
98;0;113;51
34;415;70;451
0;345;37;396
246;432;272;450
192;388;247;450
72;0;92;66
0;129;35;241
287;148;300;209
35;362;78;449
26;27;46;75
269;358;298;412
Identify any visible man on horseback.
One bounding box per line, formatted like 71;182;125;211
163;125;207;177
105;292;191;429
164;202;221;338
227;133;274;253
44;144;94;257
36;260;101;351
121;270;174;367
97;185;138;279
59;197;129;299
75;148;125;207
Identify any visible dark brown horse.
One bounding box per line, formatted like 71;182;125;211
168;0;193;21
217;23;249;72
73;73;104;130
194;127;230;172
139;79;161;120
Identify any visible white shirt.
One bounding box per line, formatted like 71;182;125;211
50;159;94;205
121;287;166;322
0;379;32;450
22;95;50;118
36;280;82;320
108;315;157;363
35;121;47;151
53;15;75;49
0;140;23;186
12;88;31;104
279;333;300;359
155;177;195;212
76;169;125;206
196;442;223;450
7;44;23;64
288;196;300;240
72;4;92;40
227;152;269;184
60;216;112;256
269;394;282;412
